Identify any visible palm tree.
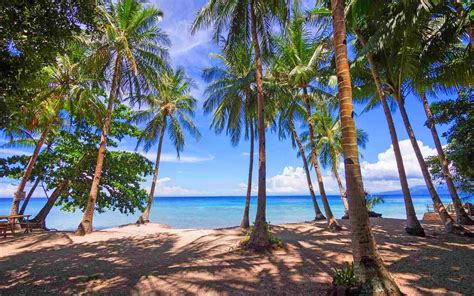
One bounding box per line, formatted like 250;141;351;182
133;67;200;224
276;94;326;221
353;29;426;237
358;1;468;235
192;0;288;250
202;43;256;229
75;0;169;235
9;52;99;219
410;10;473;225
312;102;368;218
271;8;341;230
330;0;402;293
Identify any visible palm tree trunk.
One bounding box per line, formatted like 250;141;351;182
10;122;52;230
420;93;473;225
333;168;349;216
246;0;270;250
302;87;341;231
331;1;402;294
395;94;469;235
289;120;325;221
19;140;54;216
137;121;166;225
19;177;41;216
75;55;122;236
356;31;424;236
240;117;254;229
31;181;68;229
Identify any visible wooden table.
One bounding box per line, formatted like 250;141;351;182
0;214;31;237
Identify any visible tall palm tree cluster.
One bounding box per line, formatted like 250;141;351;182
3;0;472;294
193;0;472;293
5;0;200;235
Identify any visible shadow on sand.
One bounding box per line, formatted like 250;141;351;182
0;219;472;295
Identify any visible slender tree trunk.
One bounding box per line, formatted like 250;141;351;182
333;168;349;216
240;116;254;229
19;177;41;216
31;182;68;229
137;121;166;225
75;55;122;236
246;0;270;250
289;120;325;221
420;93;473;225
10;123;52;217
356;31;425;237
331;1;402;294
302;87;341;231
395;94;469;235
19;140;54;216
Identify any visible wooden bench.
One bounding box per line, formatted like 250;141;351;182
0;214;32;237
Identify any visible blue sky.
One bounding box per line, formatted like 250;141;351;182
0;0;451;197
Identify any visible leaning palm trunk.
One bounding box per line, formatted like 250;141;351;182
31;181;68;229
75;55;122;236
333;168;349;216
19;177;41;216
10;122;53;230
356;32;425;236
19;140;54;216
420;93;473;225
246;1;271;250
240;116;254;229
395;94;469;235
302;87;341;231
137;122;166;225
331;1;402;294
289;121;325;220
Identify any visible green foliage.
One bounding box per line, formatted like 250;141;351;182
202;42;256;146
332;262;357;287
430;89;474;183
0;0;96;128
426;155;473;199
365;194;384;211
1;104;153;215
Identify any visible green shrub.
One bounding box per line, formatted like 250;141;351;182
332;262;357;287
240;222;282;248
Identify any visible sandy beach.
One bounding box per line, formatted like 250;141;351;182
1;218;473;295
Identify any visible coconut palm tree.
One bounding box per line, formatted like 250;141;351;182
202;43;256;229
276;93;326;221
352;29;426;237
75;0;169;235
192;0;288;250
8;52;100;219
329;0;402;293
409;8;474;225
357;1;469;235
270;7;341;230
133;67;200;224
312;102;368;218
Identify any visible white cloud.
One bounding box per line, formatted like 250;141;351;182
359;139;437;192
140;151;215;163
0;181;47;198
253;139;438;195
119;149;214;163
0;148;31;156
147;177;207;196
265;166;339;194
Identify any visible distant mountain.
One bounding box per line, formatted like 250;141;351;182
377;184;451;195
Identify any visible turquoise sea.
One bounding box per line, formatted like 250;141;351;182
0;194;454;231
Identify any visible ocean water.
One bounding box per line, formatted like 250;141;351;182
0;194;454;231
